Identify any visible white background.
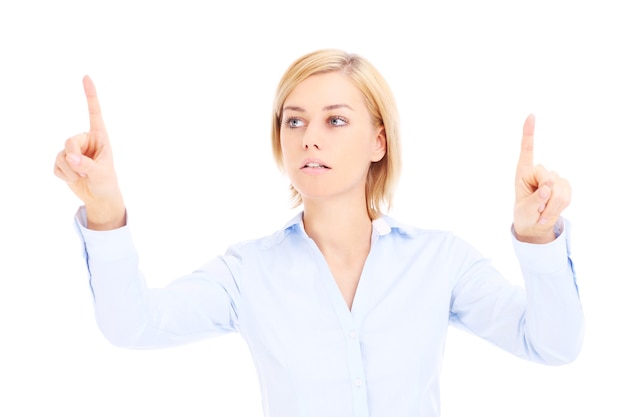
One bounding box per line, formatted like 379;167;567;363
1;0;624;416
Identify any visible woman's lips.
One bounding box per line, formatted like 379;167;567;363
301;159;331;175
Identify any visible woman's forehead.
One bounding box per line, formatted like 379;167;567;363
283;72;365;111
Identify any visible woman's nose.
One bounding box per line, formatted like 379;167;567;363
302;125;321;150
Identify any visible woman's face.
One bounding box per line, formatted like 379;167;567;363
280;71;386;206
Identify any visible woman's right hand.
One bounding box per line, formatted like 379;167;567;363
54;76;126;230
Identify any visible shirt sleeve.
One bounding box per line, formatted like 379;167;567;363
449;217;584;365
74;206;241;349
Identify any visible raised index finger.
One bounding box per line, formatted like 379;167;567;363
83;75;106;133
517;113;535;170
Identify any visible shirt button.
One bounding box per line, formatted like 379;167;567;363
354;378;363;388
348;330;357;339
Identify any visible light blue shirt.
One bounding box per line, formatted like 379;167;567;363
75;208;583;417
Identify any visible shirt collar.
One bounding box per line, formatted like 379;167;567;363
281;211;417;238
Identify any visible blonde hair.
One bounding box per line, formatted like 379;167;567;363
271;49;401;219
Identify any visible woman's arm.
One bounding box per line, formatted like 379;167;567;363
57;77;240;348
75;206;241;349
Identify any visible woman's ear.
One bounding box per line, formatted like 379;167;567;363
371;127;387;162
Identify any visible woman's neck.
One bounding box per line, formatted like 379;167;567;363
302;196;373;255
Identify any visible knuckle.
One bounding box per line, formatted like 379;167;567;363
65;133;86;149
551;194;565;206
563;178;572;192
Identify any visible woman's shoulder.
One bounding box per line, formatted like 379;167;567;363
379;215;454;239
224;211;305;254
380;215;486;263
380;214;483;252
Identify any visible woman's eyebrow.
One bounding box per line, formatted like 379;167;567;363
323;104;353;111
282;105;305;112
282;104;354;112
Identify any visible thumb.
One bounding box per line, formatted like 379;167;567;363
66;152;97;177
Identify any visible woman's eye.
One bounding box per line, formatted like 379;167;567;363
286;118;304;128
329;117;347;127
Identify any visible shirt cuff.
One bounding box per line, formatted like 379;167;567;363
511;217;572;275
74;206;137;262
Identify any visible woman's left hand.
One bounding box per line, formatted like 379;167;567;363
513;114;572;244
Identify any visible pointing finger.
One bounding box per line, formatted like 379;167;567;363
83;75;107;133
517;114;535;172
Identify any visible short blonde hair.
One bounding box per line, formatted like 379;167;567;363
272;49;401;219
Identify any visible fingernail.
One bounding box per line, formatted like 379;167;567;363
538;217;548;225
66;153;81;166
538;204;546;213
539;185;550;200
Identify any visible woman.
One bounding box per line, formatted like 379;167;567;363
54;49;583;417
